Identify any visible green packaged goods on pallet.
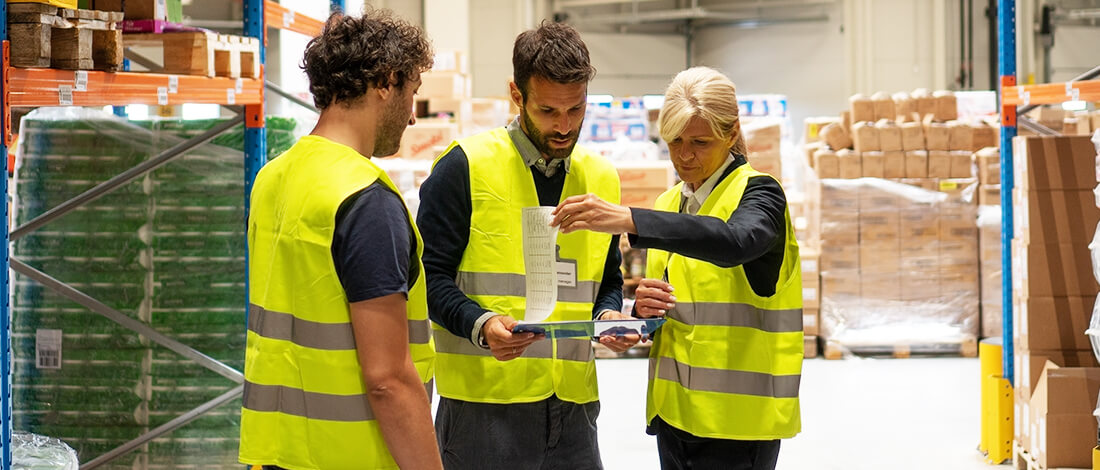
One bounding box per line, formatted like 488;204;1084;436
15;233;145;260
151;234;245;258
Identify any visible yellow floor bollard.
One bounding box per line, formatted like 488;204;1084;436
979;337;1013;464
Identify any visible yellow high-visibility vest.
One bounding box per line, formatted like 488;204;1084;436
431;127;620;404
240;136;434;470
645;162;803;440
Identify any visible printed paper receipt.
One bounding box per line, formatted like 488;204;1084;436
522;207;558;322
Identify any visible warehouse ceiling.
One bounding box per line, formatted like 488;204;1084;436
551;0;834;34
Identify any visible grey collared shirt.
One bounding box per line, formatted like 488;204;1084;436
507;117;571;178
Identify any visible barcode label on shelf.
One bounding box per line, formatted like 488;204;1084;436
1016;86;1029;106
74;71;88;92
283;11;295;27
36;329;62;369
168;76;179;94
157;87;169;105
1066;82;1080;101
227;88;236;105
235;78;244;94
58;85;73;105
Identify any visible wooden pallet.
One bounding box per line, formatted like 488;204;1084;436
1012;444;1089;470
124;32;260;79
822;336;978;360
8;3;124;71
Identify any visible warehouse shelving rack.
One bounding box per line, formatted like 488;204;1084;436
0;1;340;468
996;0;1100;387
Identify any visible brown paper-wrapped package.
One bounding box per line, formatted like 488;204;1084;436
923;121;950;151
876;119;902;152
933;90;958;121
949;150;973;178
912;88;935;118
837;149;862;179
804;141;824;169
947;121;973;151
814;148;840;178
971;122;995;150
841;110;852;134
849;94;875;123
905;150;928;178
927;150;952;178
883;151;906;178
820;122;853;150
851;122;880;153
871;92;896;121
892;92;914;119
861;151;885;178
900;122;925;150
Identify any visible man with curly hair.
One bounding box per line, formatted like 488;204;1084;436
418;21;636;469
239;10;442;470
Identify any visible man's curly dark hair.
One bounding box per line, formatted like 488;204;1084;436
513;21;595;101
301;9;433;110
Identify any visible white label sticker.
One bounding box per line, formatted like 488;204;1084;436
235;78;244;94
802;287;818;302
803;313;817;328
555;260;576;288
156;0;167;19
226;88;236;105
36;329;62;369
74;70;88;92
1017;86;1029;106
58;85;74;105
1066;82;1080;101
168;75;179;94
283;11;295;28
801;259;818;273
157;86;169;105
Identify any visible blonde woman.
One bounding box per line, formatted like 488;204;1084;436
551;66;803;470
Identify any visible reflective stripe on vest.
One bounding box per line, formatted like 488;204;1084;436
240;135;434;470
430;128;619;405
249;304;433;348
644;161;803;441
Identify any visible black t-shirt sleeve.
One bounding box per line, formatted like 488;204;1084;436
331;182;416;303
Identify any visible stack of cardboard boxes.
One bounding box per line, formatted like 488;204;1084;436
1010;135;1100;469
616;160;675;210
818;178;980;356
743;119;782;179
974;146;1003;339
801;248;820;358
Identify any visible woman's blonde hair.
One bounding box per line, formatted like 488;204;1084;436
657;66;748;156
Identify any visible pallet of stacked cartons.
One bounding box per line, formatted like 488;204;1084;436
1010;135;1100;467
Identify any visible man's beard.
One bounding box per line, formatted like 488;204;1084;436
522;110;581;160
373;96;408;157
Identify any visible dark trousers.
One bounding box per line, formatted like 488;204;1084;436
435;395;602;470
651;417;780;470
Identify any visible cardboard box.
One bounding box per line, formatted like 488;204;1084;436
1016;350;1099;399
616;161;674;189
860;151;884;178
882;151;906;178
949;150;973;178
871;92;895;121
904;150;928;178
972;123;996;150
820;182;859;212
804;142;825;170
821;271;860;299
1013;135;1098;191
621;187;669;209
749;151;782;178
803;309;819;336
1014;189;1100;243
893;92;914;118
398;120;458;160
975;147;1000;184
820;122;852;150
1028;362;1100;469
1012;240;1100;297
820;243;860;271
419;71;470;99
933;90;958;121
1014;296;1095;351
838;150;862;179
1063;116;1092;136
900;122;925;151
860;273;901;300
851;122;880;153
804;335;818;358
804;117;840;144
924;122;950;151
927;151;952;178
849;94;875;123
876;120;902;152
814;149;840;178
947;121;974;151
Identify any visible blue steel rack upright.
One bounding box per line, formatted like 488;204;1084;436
0;1;330;468
997;0;1017;387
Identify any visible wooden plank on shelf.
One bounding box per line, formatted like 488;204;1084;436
50;27;93;70
124;32;261;78
92;29;124;71
9;23;53;68
7;3;59;15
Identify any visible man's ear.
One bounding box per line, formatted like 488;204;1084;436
508;80;523;110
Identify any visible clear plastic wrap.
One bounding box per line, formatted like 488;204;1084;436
12;108;296;468
818;177;980;352
978;205;1003;338
12;432;79;470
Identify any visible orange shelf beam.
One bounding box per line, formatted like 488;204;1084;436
1002;78;1100;106
8;68;263;107
265;0;323;38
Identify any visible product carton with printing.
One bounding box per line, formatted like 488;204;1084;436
1014;296;1095;352
882;151;906;178
900;121;925;151
1028;362;1100;469
815;149;840;178
949;150;974;178
1012;135;1098;191
927;151;952;178
923;121;951;151
849;94;875;123
904;150;928;178
837;150;863;179
851;122;880;153
860;151;884;178
1013;188;1100;243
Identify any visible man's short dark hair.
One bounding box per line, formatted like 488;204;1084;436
512;21;595;101
302;9;433;110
